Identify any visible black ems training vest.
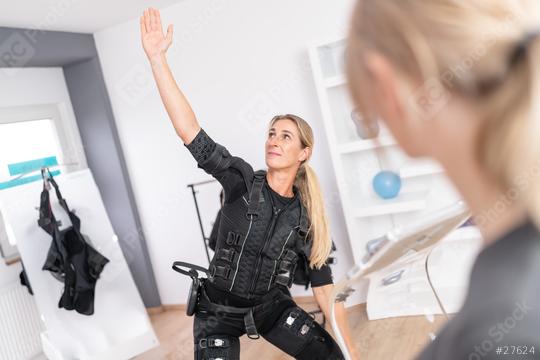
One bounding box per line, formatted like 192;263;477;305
38;169;109;315
209;170;309;299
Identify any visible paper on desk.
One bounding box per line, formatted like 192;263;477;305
366;229;482;320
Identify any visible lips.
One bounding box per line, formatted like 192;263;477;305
267;151;281;156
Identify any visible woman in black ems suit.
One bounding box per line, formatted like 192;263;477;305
140;8;358;360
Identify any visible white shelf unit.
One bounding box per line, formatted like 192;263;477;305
309;38;464;264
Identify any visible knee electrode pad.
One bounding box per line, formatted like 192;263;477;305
195;335;240;360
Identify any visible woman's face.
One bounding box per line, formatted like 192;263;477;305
265;119;309;170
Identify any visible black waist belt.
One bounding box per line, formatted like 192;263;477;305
198;284;284;339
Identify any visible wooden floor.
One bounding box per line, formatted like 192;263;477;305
135;299;447;360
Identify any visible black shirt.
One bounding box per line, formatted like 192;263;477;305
185;128;333;304
268;185;295;212
417;219;540;359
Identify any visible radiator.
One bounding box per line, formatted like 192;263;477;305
0;282;44;360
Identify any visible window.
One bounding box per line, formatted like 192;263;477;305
0;119;62;186
0;104;86;263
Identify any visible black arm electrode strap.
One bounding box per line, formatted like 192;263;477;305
246;170;266;220
203;143;233;173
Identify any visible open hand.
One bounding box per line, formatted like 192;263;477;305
140;7;173;61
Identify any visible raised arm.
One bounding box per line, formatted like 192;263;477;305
140;7;200;144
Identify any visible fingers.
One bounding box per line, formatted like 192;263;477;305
155;8;163;30
151;8;160;31
166;24;174;44
140;16;146;36
141;7;166;35
149;8;155;31
144;8;151;33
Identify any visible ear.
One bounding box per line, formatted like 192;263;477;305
363;51;406;127
299;147;311;163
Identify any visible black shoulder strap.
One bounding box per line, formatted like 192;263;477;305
246;170;266;220
42;168;69;212
229;157;254;196
38;168;81;232
297;201;309;237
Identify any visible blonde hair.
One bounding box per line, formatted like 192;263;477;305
347;0;540;227
269;114;332;269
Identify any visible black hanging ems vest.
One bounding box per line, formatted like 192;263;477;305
38;169;110;315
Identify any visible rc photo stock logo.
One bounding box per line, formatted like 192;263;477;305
116;63;155;107
0;32;36;76
409;78;451;120
468;300;534;360
237;93;277;136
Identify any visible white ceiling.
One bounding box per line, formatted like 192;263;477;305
0;0;186;34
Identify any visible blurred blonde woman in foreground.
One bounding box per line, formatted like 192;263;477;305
346;0;540;359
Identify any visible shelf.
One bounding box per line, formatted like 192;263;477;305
316;39;347;79
310;36;465;264
400;163;444;178
338;136;397;154
324;74;347;88
353;198;427;218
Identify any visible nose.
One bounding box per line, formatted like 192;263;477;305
268;136;280;147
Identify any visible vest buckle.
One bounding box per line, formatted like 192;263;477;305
210;265;232;280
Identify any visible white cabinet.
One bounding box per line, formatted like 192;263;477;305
309;38;465;264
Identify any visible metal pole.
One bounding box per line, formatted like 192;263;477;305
188;184;212;265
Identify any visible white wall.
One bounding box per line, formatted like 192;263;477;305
0;67;81;289
94;0;357;305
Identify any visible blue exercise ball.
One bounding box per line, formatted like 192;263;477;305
372;171;401;199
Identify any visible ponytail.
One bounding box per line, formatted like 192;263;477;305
295;162;332;269
477;33;540;228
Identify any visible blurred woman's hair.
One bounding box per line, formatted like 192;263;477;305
347;0;540;226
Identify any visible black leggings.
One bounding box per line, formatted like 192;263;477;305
193;289;344;360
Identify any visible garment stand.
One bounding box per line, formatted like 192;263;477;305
187;178;218;265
